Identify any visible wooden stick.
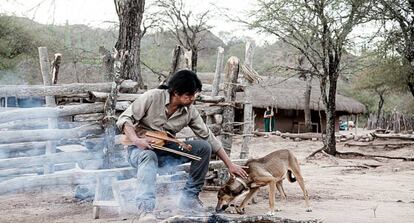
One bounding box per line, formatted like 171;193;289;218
150;144;201;161
119;132;197;159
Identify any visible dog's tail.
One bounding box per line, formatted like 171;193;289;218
287;170;296;183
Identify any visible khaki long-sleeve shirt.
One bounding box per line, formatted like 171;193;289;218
116;89;222;153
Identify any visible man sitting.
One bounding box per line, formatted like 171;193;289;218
116;70;248;222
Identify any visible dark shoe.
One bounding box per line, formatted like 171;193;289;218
137;211;157;223
178;194;206;213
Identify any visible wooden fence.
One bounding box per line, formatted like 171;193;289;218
0;45;259;220
366;112;414;133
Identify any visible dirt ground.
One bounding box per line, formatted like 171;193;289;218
1;129;414;223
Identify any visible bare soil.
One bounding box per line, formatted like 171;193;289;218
1;130;414;223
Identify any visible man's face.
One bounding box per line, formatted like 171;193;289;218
177;92;199;106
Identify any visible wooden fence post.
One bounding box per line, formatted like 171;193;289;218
211;47;225;97
38;47;58;174
165;45;191;83
207;47;225;125
240;41;255;159
222;56;240;156
51;53;62;84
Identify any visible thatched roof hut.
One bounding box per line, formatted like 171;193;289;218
237;77;365;115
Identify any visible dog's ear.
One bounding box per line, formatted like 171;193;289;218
227;172;236;180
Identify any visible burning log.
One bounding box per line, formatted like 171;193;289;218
161;214;319;223
0;80;139;97
0;124;103;144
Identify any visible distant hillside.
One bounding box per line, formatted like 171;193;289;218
0;15;357;91
0;15;227;85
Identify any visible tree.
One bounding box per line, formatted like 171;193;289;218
353;56;395;126
156;0;212;73
246;0;371;155
371;0;414;98
114;0;145;88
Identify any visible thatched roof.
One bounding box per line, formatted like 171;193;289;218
236;77;366;114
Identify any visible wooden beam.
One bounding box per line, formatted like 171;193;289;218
281;132;324;140
195;106;223;116
0;163;75;177
73;113;104;122
196;95;225;103
0;150;103;169
88;91;142;102
0;167;136;195
371;132;414;141
0;102;130;124
0;80;138;97
0;158;248;195
0;124;103;144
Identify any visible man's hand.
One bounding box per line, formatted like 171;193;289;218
133;137;155;149
228;163;248;179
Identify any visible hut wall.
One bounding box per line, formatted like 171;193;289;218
253;108;340;133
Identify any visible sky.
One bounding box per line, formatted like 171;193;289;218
0;0;379;51
0;0;274;45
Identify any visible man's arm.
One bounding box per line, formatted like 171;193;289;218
216;148;248;179
116;90;154;149
123;124;154;149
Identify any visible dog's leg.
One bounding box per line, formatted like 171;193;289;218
290;160;312;212
235;187;260;214
254;176;279;215
276;181;287;200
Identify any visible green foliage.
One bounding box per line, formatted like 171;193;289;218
351;50;414;114
0;16;41;69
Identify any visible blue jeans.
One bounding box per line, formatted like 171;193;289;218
127;140;212;212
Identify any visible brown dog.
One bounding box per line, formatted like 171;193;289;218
215;149;311;215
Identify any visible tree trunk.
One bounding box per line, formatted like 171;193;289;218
324;76;338;155
114;0;145;88
376;92;384;127
191;47;198;73
408;80;414;98
304;73;312;132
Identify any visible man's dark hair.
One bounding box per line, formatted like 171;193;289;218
158;70;202;95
